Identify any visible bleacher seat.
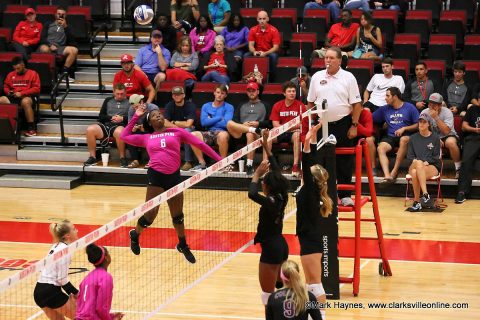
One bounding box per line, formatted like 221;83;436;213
415;0;443;24
191;82;218;111
283;0;306;21
449;0;476;28
51;0;79;7
423;59;446;85
228;0;243;15
0;28;12;52
22;0;49;6
372;10;398;47
240;8;262;29
350;9;362;24
310;57;326;74
392;59;410;82
226;83;249;108
2;6;27;30
36;6;58;26
346;59;374;92
302;9;329;46
463;61;480;89
404;10;432;48
289;33;316;66
427;34;456;68
270;8;296;42
156;81;184;105
0;52;21;80
261;83;283;109
274;57;303;83
393;34;421;67
67;6;92;42
0;104;18;144
243;57;269;84
438;10;467;47
251;0;278;15
198;0;209;15
29;53;56;94
463;35;480;61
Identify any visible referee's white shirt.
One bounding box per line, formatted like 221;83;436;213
307;68;362;122
37;242;71;286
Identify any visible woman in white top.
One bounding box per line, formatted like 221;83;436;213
33;220;79;319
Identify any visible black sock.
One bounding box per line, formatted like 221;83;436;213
178;236;187;247
27;122;34;130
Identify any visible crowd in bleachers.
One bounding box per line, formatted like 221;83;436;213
0;0;479;205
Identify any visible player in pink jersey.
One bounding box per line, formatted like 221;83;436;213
121;105;222;263
76;243;124;320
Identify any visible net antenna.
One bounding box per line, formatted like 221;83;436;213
308;99;337;149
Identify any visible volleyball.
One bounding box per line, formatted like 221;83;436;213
133;5;154;25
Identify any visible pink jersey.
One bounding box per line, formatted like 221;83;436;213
76;268;115;320
121;114;222;174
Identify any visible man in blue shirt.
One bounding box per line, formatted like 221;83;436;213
372;86;419;183
208;0;231;33
191;84;233;171
135;29;171;91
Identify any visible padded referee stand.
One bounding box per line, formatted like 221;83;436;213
336;139;392;296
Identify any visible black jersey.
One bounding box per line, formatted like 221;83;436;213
266;288;322;320
248;155;288;244
295;145;324;241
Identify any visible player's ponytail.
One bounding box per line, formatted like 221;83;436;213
49;219;72;242
142;112;155;133
311;164;333;218
281;260;308;316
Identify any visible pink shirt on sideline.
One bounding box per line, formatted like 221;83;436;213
76;268;115;320
121;114;222;174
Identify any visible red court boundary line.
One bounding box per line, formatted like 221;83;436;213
1;221;479;265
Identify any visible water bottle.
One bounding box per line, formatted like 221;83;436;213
254;64;259;73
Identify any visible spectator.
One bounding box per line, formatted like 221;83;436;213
406;113;441;212
344;0;371;12
221;13;249;62
349;11;382;61
455;97;480;203
303;0;341;23
199;35;237;85
191;84;234;171
168;36;199;90
290;66;311;104
0;57;40;137
189;14;216;56
404;61;441;111
374;0;406;11
38;7;78;82
312;9;359;60
246;10;281;75
113;54;156;103
420;93;461;178
83;83;130;167
126;94;159;169
171;0;200;33
208;0;231;33
364;57;405;113
135;30;171;91
226;81;271;175
269;81;307;177
153;12;178;53
163;86;197;171
372;87;419;183
442;61;472;116
12;8;43;61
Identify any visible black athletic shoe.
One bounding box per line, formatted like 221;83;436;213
420;193;434;209
246;165;254;176
120;157;128;168
84;156;97;166
176;243;196;263
129;229;141;255
455;192;466;204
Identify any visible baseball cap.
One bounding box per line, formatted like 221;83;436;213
25;8;35;15
129;94;145;105
151;30;163;38
246;82;259;91
418;113;429;121
428;93;443;104
296;66;308;76
120;54;134;63
172;86;185;94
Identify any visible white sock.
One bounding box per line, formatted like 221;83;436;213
321;310;326;319
247;159;253;166
455;162;461;170
248;127;256;133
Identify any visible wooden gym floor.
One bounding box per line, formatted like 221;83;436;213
0;185;479;319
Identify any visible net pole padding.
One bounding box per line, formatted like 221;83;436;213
0;105;319;294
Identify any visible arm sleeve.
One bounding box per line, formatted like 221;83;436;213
348;74;362;104
200;104;222;127
190;52;199;71
357;109;373;137
62;281;79;295
201;30;216;53
170;52;178;67
269;103;280;122
272;28;281;46
120;114;147;147
268;154;281;173
135;48;143;67
429;136;441;166
366;75;375;92
301;147;317;189
189;30;198;52
215;104;234;129
95;275;114;320
265;294;275;320
4;73;12;95
307;292;322;320
180;129;222;161
406;137;415;161
98;98;110;124
12;22;23;44
248;181;269;206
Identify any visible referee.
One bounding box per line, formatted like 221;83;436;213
306;46;362;207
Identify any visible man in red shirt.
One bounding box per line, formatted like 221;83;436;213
12;8;43;60
312;9;359;60
0;57;40;136
269;81;307;177
246;10;281;75
113;54;155;104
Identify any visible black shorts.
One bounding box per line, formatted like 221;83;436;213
147;167;181;190
275;132;294;144
441;134;460;145
380;135;401;149
98;122;121;141
260;235;289;264
299;236;323;256
33;282;69;309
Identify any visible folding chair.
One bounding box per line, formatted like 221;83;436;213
405;157;443;207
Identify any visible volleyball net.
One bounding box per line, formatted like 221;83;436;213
0;109;317;319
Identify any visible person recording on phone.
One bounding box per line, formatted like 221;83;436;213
290;66;311;104
38;7;78;83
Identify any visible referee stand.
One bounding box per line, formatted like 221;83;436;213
336;138;392;296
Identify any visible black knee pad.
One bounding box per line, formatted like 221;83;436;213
138;215;152;228
172;213;184;225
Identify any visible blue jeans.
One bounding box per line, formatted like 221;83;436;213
344;0;370;12
201;71;230;85
304;1;341;22
183;127;194;162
